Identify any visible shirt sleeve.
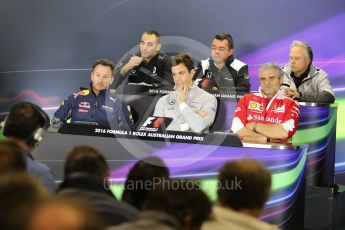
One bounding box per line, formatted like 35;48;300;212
235;65;251;92
281;69;296;90
53;94;75;124
113;53;133;87
119;101;135;129
193;61;203;80
231;95;248;133
160;55;173;85
180;95;218;133
300;71;335;103
153;97;166;117
281;100;300;138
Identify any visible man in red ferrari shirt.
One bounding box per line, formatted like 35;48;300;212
231;62;300;144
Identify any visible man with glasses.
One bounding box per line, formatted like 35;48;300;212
52;59;134;129
194;33;250;92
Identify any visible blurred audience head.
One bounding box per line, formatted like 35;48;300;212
122;156;169;210
143;179;212;230
0;139;26;173
64;145;109;180
28;197;104;230
217;159;272;217
0;173;49;230
2;102;49;149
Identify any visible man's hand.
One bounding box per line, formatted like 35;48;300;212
245;122;255;131
126;56;143;69
197;110;208;117
177;84;189;103
284;88;300;100
120;56;143;76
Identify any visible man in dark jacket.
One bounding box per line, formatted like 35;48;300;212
107;179;211;230
117;30;173;87
2;102;56;191
57;145;138;227
194;33;250;92
52;59;134;129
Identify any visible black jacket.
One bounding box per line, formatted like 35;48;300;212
116;52;173;87
57;173;138;227
194;55;250;92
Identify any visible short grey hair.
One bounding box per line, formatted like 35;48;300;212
290;40;313;62
259;62;284;79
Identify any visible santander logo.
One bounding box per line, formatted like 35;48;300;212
252;115;282;123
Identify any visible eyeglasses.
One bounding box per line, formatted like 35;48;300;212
211;46;228;52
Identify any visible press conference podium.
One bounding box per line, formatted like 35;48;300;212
33;88;339;229
34;123;307;229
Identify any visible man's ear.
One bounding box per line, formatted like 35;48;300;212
190;68;196;76
110;75;114;85
229;48;234;56
279;76;284;85
156;43;162;52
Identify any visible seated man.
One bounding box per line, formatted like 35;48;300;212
231;62;300;143
2;102;56;191
282;40;335;103
153;53;217;133
202;159;279;230
57;145;138;227
194;33;250;92
0;139;27;173
117;30;173;87
0;173;50;230
108;180;211;230
52;59;134;129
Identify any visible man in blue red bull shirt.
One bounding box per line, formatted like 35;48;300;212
52;59;134;129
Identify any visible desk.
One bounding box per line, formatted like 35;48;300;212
34;127;307;229
117;90;337;186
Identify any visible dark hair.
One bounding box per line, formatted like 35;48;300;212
92;59;115;72
143;179;211;230
213;33;234;49
3;102;50;147
171;53;194;72
64;145;109;179
0;139;26;173
0;173;49;230
217;159;271;211
142;30;161;43
122;156;169;210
